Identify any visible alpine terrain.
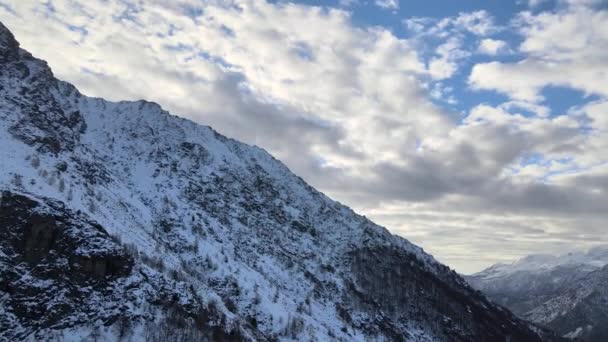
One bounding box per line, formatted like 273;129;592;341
0;21;559;341
466;246;608;341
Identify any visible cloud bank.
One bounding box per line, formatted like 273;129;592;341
0;0;606;273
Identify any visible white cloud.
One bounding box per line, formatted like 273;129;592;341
581;100;608;130
427;37;471;80
517;6;608;61
429;83;457;105
469;4;608;102
526;0;549;7
375;0;399;10
404;17;435;34
477;38;507;55
445;10;497;36
405;10;497;38
403;12;493;80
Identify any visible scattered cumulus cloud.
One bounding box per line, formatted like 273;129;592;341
404;11;497;80
477;38;508;55
427;37;472;80
448;10;498;36
375;0;399;10
469;2;608;103
404;10;497;37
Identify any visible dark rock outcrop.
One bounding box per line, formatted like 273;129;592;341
0;191;133;330
0;22;85;154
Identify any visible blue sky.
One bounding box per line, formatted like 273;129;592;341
1;0;606;273
329;0;592;120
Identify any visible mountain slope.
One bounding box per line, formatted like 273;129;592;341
524;265;608;341
0;21;555;341
466;248;608;341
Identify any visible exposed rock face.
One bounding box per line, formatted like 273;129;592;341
0;22;84;155
0;192;129;273
0;191;252;341
0;191;131;333
0;21;562;341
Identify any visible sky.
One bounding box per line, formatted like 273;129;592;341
1;0;607;274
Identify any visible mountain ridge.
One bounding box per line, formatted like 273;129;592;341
466;247;608;341
0;21;558;341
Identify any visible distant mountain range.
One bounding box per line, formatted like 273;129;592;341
0;21;563;341
466;246;608;341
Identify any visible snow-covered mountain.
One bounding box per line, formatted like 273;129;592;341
0;21;559;341
466;247;608;341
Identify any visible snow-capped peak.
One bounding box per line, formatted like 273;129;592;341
472;246;608;280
